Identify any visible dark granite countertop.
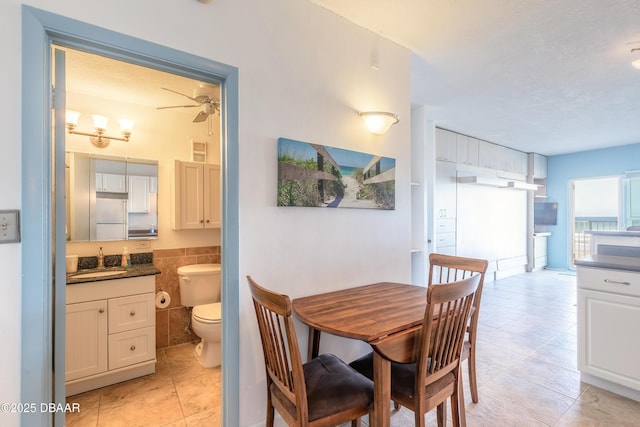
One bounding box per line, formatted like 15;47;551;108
67;263;161;285
574;255;640;273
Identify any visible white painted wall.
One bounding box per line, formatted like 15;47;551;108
0;1;411;426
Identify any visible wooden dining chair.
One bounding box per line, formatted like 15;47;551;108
247;276;374;427
349;273;481;427
428;253;488;407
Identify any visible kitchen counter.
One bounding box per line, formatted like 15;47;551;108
67;263;161;285
574;254;640;273
585;230;640;237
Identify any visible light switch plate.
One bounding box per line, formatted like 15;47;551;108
0;210;20;243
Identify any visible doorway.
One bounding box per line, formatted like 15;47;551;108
569;176;621;267
21;7;239;426
60;45;223;424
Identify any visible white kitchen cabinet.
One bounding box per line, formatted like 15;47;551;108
66;275;155;396
577;266;640;397
478;140;503;170
532;153;547;179
96;172;127;193
435;160;457;255
435;161;456;219
456;134;479;166
435;128;457;162
127;175;150;213
532;233;548;270
172;160;221;230
502;148;528;176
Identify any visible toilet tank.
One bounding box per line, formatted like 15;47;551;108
177;263;221;307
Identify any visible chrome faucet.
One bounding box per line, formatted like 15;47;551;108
97;247;104;269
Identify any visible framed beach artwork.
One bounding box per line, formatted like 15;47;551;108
277;137;395;210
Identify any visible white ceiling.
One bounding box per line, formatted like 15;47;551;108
63;47;220;120
312;0;640;156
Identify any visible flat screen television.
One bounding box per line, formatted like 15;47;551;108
534;202;558;225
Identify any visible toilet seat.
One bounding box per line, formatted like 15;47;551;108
193;302;221;324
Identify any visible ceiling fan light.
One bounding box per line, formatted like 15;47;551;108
632;58;640;70
359;111;399;135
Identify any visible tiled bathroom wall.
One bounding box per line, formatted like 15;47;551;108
154;246;221;348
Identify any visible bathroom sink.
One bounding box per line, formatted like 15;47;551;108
70;270;128;279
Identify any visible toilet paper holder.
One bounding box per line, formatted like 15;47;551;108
155;290;171;309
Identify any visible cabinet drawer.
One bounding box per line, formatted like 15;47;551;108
436;232;456;248
577;267;640;297
108;293;155;334
435;218;456;233
108;326;156;370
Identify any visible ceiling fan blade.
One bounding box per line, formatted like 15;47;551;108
161;87;199;103
156;104;199;110
193;111;209;123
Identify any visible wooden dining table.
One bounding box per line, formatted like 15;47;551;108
292;282;428;427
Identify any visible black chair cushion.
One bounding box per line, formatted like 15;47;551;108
272;353;373;422
350;352;454;402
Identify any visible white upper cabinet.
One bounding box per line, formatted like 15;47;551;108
502;147;529;175
435;128;457;162
532;153;547;179
478;140;503;170
172;160;221;230
96;173;127;193
456;134;479;166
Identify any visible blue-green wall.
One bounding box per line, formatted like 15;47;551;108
547;143;640;269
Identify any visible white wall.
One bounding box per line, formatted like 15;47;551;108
0;1;411;426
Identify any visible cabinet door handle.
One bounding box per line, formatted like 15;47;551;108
130;310;136;316
99;308;105;314
206;219;210;223
130;345;136;352
604;279;631;286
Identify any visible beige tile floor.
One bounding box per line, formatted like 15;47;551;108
360;269;640;427
65;342;221;427
66;270;640;426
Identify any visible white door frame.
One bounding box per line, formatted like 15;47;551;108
21;6;239;426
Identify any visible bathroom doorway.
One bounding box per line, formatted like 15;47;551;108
59;45;224;424
21;7;239;426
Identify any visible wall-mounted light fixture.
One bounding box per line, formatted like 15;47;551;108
631;47;640;70
359;111;399;135
65;111;134;148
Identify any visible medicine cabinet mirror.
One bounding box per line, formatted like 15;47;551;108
66;151;159;242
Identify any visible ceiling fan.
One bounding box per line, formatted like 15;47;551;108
156;87;220;123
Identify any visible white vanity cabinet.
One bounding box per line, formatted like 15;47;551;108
66;300;108;381
172;160;221;230
577;264;640;400
66;275;156;396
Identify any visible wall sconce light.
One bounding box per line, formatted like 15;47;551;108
65;111;134;148
631;47;640;70
359;111;399;135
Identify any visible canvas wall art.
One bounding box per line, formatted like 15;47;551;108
277;137;395;210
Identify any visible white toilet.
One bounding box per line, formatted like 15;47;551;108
177;263;222;368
